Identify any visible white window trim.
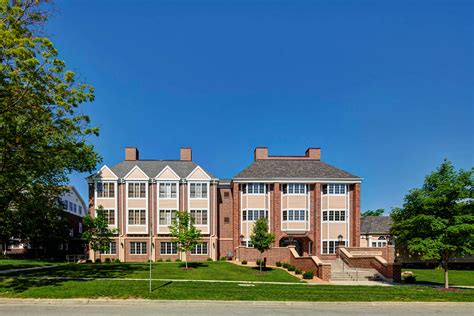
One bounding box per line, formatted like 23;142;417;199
127;209;148;226
241;183;267;195
129;242;147;255
282;183;307;196
188;182;209;199
95;208;117;227
94;181;117;200
190;209;209;226
160;242;178;255
322;239;347;254
322;184;348;196
190;242;208;255
321;209;348;223
127;181;148;199
241;209;269;222
125;180;149;234
158;209;178;227
282;209;308;222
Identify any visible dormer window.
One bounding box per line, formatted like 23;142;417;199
322;184;347;195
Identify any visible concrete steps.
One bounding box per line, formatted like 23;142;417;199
325;259;383;282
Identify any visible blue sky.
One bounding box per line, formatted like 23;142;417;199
48;0;473;212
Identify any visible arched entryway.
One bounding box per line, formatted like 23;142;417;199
279;237;304;256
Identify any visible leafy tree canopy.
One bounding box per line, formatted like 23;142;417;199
0;1;100;247
250;217;275;271
361;208;385;218
82;206;117;261
391;160;474;288
169;211;202;269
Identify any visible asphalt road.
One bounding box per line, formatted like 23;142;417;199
0;300;472;316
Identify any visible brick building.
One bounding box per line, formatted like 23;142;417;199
88;146;400;281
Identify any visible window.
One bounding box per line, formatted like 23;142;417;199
69;228;74;237
283;210;307;221
242;183;265;194
322;184;347;195
322;240;346;254
372;236;387;247
73;204;77;213
240;240;253;248
99;209;116;225
159;209;177;225
322;210;346;222
78;223;83;233
159;183;177;198
130;242;147;254
97;182;115;198
190;183;208;198
69;201;73;211
128;182;146;198
101;242;117;254
224;217;230;224
128;209;146;225
190;210;208;225
224;192;230;198
242;210;268;221
160;242;177;254
58;243;69;251
191;242;208;255
61;199;68;210
283;184;306;194
78;206;82;215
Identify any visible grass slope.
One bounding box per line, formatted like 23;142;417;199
0;259;60;271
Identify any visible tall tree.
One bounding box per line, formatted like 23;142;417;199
82;206;116;262
0;0;100;248
169;211;202;269
361;209;385;218
391;160;474;288
250;217;275;272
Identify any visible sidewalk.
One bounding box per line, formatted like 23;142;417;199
0;265;59;275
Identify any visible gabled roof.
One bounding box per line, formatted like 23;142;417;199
233;160;359;180
360;216;393;234
104;160;216;180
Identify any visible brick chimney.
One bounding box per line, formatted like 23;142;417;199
180;147;192;161
305;148;321;160
125;147;139;161
254;147;268;161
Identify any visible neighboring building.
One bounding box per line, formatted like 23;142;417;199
88;146;360;261
4;186;87;257
359;216;393;248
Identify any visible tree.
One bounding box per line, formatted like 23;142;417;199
250;217;275;272
391;160;474;288
82;206;117;262
169;211;202;269
361;209;385;218
0;1;100;248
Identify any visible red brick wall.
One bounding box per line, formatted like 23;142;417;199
351;183;361;247
232;182;240;251
237;247;290;265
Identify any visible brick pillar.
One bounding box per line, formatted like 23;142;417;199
88;182;95;216
273;183;282;243
232;182;240;254
351;183;361;247
314;183;321;256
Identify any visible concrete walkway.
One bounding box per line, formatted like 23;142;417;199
0;265;59;275
0;299;472;316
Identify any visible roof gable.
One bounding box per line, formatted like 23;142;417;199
124;165;149;180
92;165;118;180
156;166;180;180
186;166;211;180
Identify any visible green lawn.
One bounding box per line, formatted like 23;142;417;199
0;278;473;302
1;262;473;301
402;268;474;286
0;259;61;271
5;262;300;283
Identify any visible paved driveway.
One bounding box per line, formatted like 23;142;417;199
0;299;472;316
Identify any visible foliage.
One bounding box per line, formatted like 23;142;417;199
287;265;296;272
276;261;282;267
82;206;117;262
113;258;120;263
303;271;314;279
206;257;213;262
295;268;302;274
169;211;202;269
104;258;111;264
404;275;416;284
361;209;385;218
391;160;474;288
250;217;275;272
219;256;226;261
0;0;100;248
241;260;247;265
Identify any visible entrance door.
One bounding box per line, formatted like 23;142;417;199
279;238;303;256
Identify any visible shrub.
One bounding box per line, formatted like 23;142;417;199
94;258;101;263
207;258;213;262
287;265;296;272
220;256;226;261
85;259;93;264
404;275;416;284
104;258;111;264
295;268;302;274
276;261;282;267
241;260;248;265
175;259;182;262
282;263;290;269
113;258;120;263
165;259;171;262
157;259;163;262
303;271;314;279
256;259;262;265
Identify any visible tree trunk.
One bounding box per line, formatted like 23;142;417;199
260;253;262;272
185;260;188;269
444;265;449;289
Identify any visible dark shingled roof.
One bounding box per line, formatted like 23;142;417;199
360;216;393;234
233;160;359;180
106;160;216;179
